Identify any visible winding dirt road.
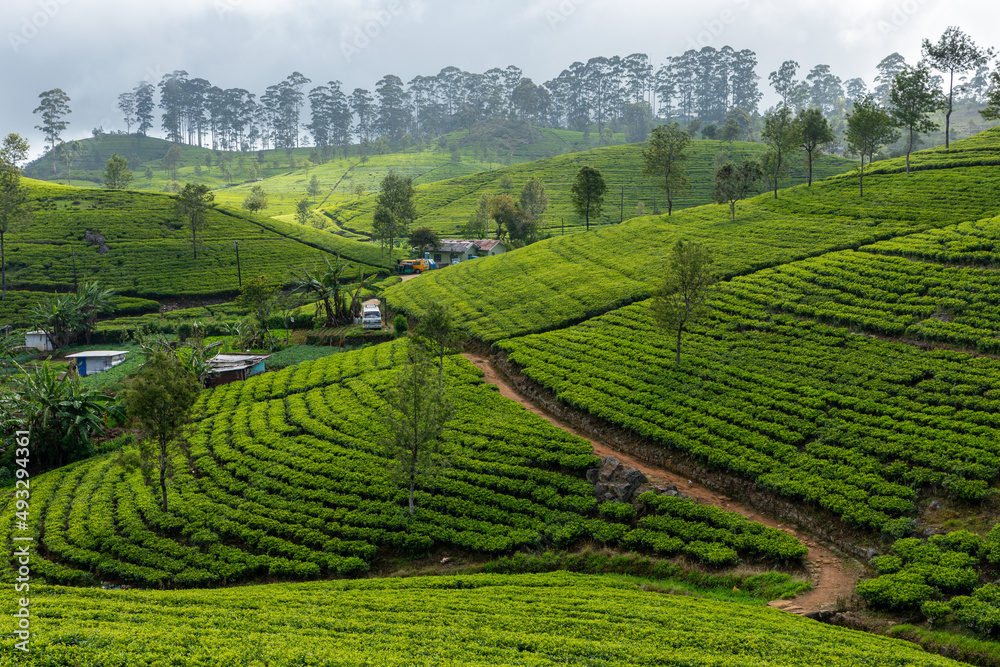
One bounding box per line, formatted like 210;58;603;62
462;352;860;615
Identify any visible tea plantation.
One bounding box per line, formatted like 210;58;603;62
386;128;1000;342
0;572;963;666
6;180;399;299
0;340;804;589
327;139;856;236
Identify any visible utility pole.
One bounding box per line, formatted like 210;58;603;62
234;240;242;288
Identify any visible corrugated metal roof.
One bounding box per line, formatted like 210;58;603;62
208;353;270;372
65;351;129;358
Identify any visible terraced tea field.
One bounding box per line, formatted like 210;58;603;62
386;129;1000;341
327;139;856;236
0;341;804;589
0;572;962;666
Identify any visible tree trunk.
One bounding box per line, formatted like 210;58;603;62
773;151;781;199
906;128;913;175
859;156;865;198
192;222;197;260
807;150;813;186
675;325;682;365
945;70;954;149
730;201;736;223
667;191;673;216
159;439;168;512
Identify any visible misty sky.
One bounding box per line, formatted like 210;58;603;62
1;0;995;156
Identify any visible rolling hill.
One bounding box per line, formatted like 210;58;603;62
385;128;1000;342
5;179;400;301
326;139;858;236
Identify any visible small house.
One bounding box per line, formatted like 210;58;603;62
427;239;506;266
65;350;128;376
206;353;270;387
25;330;52;352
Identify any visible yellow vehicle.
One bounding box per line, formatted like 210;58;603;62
397;258;435;274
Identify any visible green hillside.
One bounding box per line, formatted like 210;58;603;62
0;340;803;588
6;179;398;300
0;573;961;666
386;128;1000;342
326;139;857;236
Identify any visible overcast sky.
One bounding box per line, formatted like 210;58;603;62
1;0;994;156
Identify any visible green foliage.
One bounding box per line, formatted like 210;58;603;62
1;362;112;470
761;107;801;199
175;182;215;259
393;313;408;337
712;158;762;222
122;350;201;510
651;240;715;364
642;123;691;216
796;108;834;186
382;343;453;514
845;94;901;196
569;165;608;231
0;573;965;665
102;153;133;190
241;184;268;213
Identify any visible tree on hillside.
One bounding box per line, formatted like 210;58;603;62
721;117;740;145
761;107;801;198
652;239;715;365
414;300;465;389
296;198;312;227
569;166;607;231
372;171;416;259
873;53;908;105
163;145;183;180
890;62;944;175
845;94;900;198
117;91;137;134
242;184;268;213
56;140;83;186
123;350;201;512
175;183;215;259
408;226;440;252
980;72;1000;122
134;82;156;136
922;27;994;148
308;174;321;200
382;342;453;516
103;153;134;189
519;177;549;226
796;108;834;186
487;193;520;241
642;123;691;216
713;158;763;223
0;133;30;300
33;88;71;154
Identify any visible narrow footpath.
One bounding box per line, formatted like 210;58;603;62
462;352;860;615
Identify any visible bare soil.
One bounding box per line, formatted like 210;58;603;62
462;352;861;615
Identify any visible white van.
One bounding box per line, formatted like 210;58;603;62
362;304;382;330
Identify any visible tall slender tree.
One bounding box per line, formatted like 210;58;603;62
922;27;994;148
0;134;30;300
652;239;715;365
175;184;215;259
890;62;944;175
33;88;71;154
761;107;801;198
134;82;156;137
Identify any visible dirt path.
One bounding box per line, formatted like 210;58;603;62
462;352;860;615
